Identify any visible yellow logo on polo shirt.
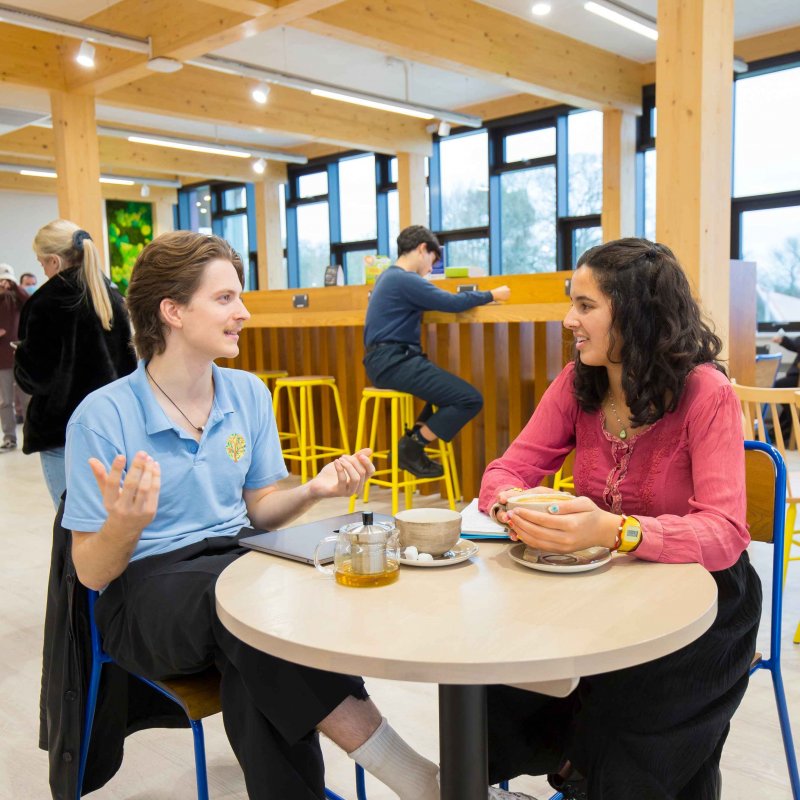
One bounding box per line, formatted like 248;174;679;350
225;433;247;462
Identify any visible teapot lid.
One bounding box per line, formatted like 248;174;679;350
340;510;394;542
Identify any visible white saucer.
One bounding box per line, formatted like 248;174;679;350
399;539;479;567
507;543;612;573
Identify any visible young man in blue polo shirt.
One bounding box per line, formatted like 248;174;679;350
62;232;450;800
364;225;511;478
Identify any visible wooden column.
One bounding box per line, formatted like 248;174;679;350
254;162;288;290
602;110;636;241
655;0;735;352
397;152;426;228
49;91;103;244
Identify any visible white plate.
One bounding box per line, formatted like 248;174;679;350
399;539;479;567
507;543;612;573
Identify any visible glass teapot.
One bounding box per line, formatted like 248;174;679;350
314;511;400;587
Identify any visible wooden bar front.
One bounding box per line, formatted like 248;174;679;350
225;273;572;501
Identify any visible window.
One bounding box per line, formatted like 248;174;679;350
741;204;800;322
734;65;800;198
440;131;489;230
505;128;556;163
343;248;378;285
298;171;327;198
339;154;377;242
446;238;490;273
500;166;556;273
567;110;603;217
643;149;656;241
387;190;399;261
297;202;330;288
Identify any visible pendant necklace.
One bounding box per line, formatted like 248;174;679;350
146;366;205;434
608;395;628;440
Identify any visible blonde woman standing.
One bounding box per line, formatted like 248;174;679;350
15;220;135;507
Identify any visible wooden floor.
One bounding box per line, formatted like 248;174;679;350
1;430;798;799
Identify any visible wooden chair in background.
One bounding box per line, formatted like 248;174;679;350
733;383;800;643
754;352;783;388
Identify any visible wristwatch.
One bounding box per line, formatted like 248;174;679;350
617;515;642;553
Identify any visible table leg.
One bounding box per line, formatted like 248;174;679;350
438;684;488;800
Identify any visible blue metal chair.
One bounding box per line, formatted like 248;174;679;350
744;440;800;799
78;588;366;799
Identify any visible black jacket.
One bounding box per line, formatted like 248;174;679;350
40;504;187;799
15;267;136;454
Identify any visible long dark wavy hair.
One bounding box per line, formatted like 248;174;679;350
572;238;724;426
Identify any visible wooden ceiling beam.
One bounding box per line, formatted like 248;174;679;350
60;0;347;95
99;67;432;155
0;23;67;91
295;0;644;112
0;172;176;202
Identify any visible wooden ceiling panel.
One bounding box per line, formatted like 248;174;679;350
296;0;645;112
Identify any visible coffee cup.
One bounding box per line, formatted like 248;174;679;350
505;491;574;514
394;508;462;556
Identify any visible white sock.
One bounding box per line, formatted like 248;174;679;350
348;717;440;800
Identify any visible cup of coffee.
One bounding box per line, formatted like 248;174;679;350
505;491;574;514
394;508;462;556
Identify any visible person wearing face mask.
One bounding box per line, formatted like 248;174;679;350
0;263;29;451
14;220;136;507
363;225;510;477
19;272;38;294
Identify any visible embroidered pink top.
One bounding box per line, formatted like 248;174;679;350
479;362;749;571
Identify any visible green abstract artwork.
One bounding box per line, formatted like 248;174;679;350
106;200;154;295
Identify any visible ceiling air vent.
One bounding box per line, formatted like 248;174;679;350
0;108;50;137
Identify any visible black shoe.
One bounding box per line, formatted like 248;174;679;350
397;434;444;478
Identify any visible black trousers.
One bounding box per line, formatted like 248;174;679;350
94;531;368;800
364;344;482;441
487;552;761;799
774;372;798;440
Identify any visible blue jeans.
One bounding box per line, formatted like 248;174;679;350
40;447;66;510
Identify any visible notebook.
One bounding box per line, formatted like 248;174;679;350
459;498;510;540
240;512;393;565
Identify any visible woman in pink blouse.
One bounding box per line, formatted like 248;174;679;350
480;238;761;800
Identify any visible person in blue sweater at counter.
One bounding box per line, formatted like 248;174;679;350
364;225;510;477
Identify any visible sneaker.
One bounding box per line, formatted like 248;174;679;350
488;787;538;799
397;433;444;478
0;440;16;452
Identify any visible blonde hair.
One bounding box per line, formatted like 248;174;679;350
33;219;113;331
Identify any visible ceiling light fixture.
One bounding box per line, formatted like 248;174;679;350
584;0;658;41
733;56;749;74
99;176;135;186
140;184;151;197
252;158;267;175
20;168;57;178
96;126;307;165
437;121;452;137
531;2;552;16
310;88;434;120
252;83;271;104
4;162;181;188
76;40;96;68
128;134;252;158
193;54;482;128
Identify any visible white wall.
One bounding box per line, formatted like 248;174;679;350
0;190;58;285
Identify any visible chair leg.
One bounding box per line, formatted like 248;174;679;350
356;763;368;800
349;395;370;513
76;658;104;799
784;504;797;584
390;398;400;517
794;619;800;645
770;666;800;799
189;719;210;800
324;789;347;800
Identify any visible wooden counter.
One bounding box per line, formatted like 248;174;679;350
223;272;573;500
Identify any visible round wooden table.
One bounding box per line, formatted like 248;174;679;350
216;541;718;799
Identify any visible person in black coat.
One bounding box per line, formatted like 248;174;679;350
14;219;136;508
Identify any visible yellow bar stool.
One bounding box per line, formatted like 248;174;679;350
272;376;350;483
348;388;458;516
252;369;289;393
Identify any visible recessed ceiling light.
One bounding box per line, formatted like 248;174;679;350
252;83;271;104
76;40;96;68
531;2;552;16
